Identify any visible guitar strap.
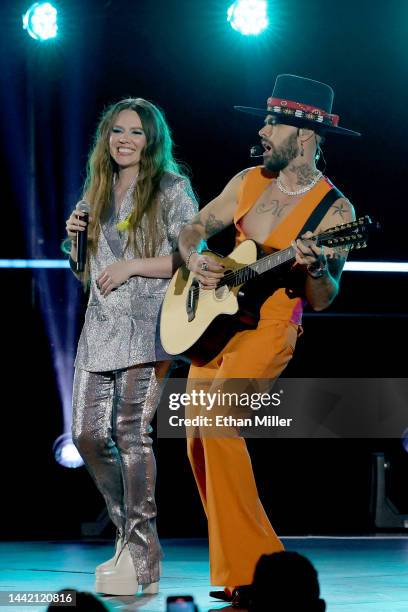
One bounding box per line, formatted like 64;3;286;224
297;187;343;237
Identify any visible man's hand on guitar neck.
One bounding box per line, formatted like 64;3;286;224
187;251;225;290
292;231;330;277
292;230;343;311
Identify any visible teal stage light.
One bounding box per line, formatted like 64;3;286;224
53;433;84;469
227;0;269;36
22;2;58;41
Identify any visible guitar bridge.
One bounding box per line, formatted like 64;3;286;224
186;279;199;322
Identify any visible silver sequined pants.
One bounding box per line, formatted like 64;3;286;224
72;362;169;584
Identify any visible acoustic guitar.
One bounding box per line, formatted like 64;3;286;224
160;216;378;365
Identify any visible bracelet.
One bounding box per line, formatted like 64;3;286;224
185;247;198;270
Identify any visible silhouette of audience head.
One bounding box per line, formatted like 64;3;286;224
46;589;111;611
250;551;326;611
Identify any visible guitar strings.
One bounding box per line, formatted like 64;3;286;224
189;246;295;299
188;219;364;299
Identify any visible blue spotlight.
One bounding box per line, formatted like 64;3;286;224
53;433;84;469
22;2;58;41
227;0;269;36
402;428;408;454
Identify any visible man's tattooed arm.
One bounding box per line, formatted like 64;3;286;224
178;168;247;262
331;201;347;220
183;212;226;239
179;216;205;255
201;213;227;237
327;253;347;282
309;197;356;286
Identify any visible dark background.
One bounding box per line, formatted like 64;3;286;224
0;0;407;541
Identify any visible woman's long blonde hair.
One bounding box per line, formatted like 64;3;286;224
82;98;186;284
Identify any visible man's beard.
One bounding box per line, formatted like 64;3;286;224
264;132;299;173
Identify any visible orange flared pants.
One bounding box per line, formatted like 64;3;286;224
186;319;299;586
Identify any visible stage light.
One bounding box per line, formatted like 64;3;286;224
53;433;84;469
0;259;69;269
402;428;408;453
3;259;408;272
227;0;269;36
22;2;58;41
343;262;408;273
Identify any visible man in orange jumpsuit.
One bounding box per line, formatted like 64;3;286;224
178;74;360;605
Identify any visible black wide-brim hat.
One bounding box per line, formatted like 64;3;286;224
235;74;361;137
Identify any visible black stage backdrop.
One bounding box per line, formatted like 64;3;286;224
0;0;407;539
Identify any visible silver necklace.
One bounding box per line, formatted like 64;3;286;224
276;171;323;196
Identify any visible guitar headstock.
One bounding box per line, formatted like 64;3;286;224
316;215;379;252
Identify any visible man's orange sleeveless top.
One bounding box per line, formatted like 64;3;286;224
234;166;334;324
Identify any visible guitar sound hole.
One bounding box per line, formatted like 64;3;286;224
214;285;230;301
214;268;233;301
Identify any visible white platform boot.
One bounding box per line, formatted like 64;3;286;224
94;544;159;596
95;537;123;575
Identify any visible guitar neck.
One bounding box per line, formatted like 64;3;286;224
228;246;296;287
221;215;376;288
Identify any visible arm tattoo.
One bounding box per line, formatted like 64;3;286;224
183;212;226;240
256;199;287;217
332;202;347;220
327;254;346;281
205;213;226;237
188;213;205;228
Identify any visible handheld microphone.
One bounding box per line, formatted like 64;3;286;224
250;145;264;158
75;200;90;272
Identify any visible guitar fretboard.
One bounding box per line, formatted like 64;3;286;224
222;245;296;288
217;216;373;289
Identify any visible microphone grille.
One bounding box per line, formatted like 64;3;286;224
76;200;90;213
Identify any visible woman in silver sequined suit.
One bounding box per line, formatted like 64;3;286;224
65;98;197;596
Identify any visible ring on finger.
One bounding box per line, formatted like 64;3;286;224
200;262;209;272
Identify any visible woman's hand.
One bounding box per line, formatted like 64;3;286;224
97;261;132;297
65;209;90;241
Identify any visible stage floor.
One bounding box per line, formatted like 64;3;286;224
0;537;407;611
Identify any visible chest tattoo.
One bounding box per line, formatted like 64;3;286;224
256;199;287;217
